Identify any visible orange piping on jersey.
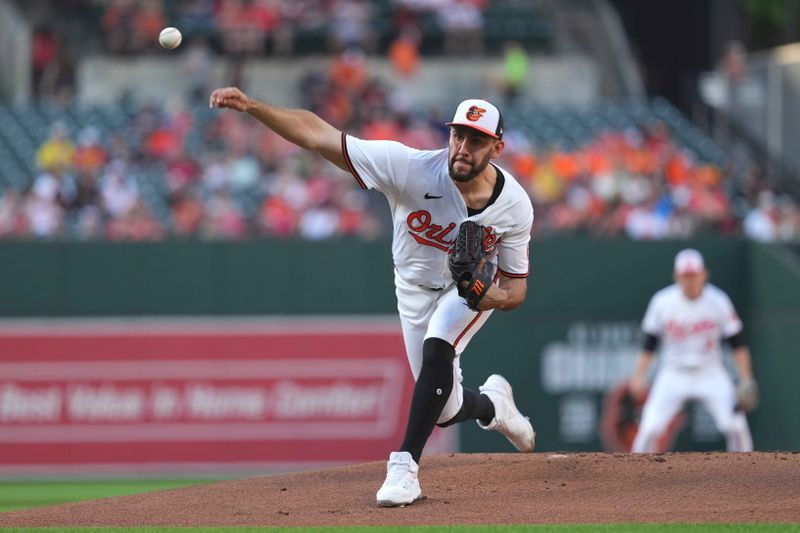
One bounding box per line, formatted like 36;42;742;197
498;267;529;279
341;132;367;190
453;270;500;349
498;243;530;278
454;311;483;350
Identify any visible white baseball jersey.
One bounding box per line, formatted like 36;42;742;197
633;283;752;453
342;134;533;288
641;283;743;369
341;132;534;424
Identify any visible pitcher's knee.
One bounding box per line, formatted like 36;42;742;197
422;338;455;367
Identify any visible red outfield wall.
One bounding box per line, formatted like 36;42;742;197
0;318;456;474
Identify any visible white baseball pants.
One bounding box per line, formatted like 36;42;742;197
632;363;753;452
394;271;493;423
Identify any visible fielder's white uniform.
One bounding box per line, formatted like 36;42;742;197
632;283;753;452
342;133;533;424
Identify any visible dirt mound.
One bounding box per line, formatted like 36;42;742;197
1;452;798;527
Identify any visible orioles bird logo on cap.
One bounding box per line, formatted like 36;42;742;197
466;105;486;122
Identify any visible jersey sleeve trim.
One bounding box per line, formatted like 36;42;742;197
724;331;745;349
498;267;529;279
341;132;367;190
642;333;659;352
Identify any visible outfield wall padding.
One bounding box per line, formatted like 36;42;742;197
0;238;797;452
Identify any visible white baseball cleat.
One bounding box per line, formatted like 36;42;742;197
376;451;422;507
477;374;536;452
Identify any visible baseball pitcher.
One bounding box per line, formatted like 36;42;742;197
629;249;757;453
210;88;535;506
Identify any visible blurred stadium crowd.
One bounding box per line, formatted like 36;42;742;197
98;0;499;56
26;0;542;101
2;0;799;242
29;0;544;62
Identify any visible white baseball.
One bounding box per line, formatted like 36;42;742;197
159;27;182;49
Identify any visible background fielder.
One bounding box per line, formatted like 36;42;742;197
629;249;758;453
209;88;535;507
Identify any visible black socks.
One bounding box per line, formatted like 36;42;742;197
437;388;495;427
399;338;498;463
400;338;455;463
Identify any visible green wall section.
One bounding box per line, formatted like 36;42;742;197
523;238;747;315
0;238;797;451
745;244;800;450
0;238;748;317
0;240;397;315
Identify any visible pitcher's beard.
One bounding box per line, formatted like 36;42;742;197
448;155;490;182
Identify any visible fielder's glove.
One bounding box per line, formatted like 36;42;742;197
448;220;496;311
735;379;759;412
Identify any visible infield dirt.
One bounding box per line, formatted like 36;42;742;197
0;452;798;527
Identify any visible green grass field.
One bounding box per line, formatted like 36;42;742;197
0;479;210;513
1;482;798;532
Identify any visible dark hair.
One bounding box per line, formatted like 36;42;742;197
496;112;504;139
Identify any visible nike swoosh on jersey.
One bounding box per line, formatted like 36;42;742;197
424;193;443;199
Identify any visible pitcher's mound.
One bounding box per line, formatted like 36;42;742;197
1;452;798;527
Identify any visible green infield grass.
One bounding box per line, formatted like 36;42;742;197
0;480;210;512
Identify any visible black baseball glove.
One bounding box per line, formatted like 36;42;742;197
448;220;496;311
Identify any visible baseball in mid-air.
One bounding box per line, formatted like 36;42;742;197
158;27;182;49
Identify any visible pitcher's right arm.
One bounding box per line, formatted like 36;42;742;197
210;87;347;171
